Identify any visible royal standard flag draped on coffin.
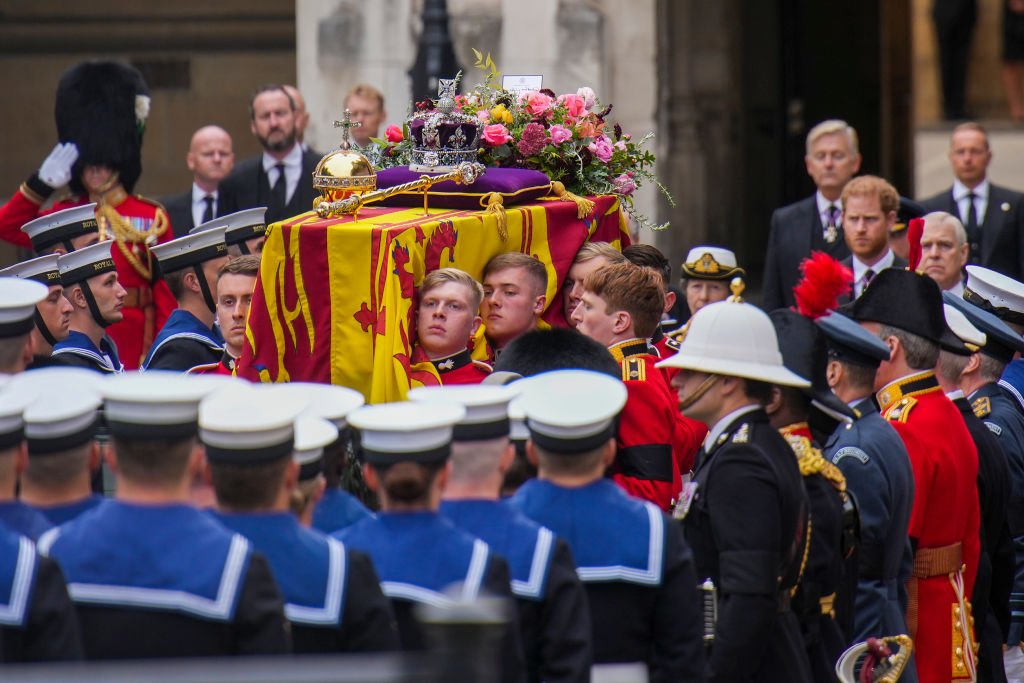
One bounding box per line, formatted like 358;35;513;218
238;195;629;402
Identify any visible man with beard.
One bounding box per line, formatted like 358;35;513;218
219;85;319;224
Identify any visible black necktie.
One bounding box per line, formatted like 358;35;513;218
201;194;215;224
861;268;876;297
270;163;287;216
964;192;981;263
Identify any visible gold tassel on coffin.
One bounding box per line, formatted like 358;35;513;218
483;192;508;241
546;181;595;219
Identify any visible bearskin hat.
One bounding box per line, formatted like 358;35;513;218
55;60;150;195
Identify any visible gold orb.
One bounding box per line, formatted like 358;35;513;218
313;148;377;205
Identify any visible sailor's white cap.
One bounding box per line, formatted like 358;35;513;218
0;388;32;450
102;371;220;440
294;415;340;480
0;278;48;338
150;226;228;274
199;384;305;464
24;387;101;455
407;384;519;441
21;204;98;253
964;265;1024;324
517;369;627;453
267;382;365;429
190;208;267;247
57;241;115;286
0;254;62;287
347;401;466;464
943;304;986;351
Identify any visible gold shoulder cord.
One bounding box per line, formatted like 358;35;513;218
96;204;169;281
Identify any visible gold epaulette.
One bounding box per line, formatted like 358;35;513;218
621;356;646;382
667;323;689;344
783;429;847;492
882;396;918;423
663;335;681;351
972;396;991;419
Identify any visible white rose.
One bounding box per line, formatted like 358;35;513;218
135;95;151;124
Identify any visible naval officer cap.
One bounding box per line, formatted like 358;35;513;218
102;371;219;440
0;278;48;338
815;311;892;368
190;208;267;249
57;240;116;286
407;384;519;441
200;384;306;465
0;254;62;287
21;203;98;254
963;265;1024;327
266;382;365;430
656;301;810;387
944;290;1024;364
150;225;227;275
294;415;339;481
517;369;628;453
942;303;986;357
680;246;744;281
347;401;466;466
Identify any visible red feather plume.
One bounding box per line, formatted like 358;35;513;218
906;216;925;272
792;251;853;320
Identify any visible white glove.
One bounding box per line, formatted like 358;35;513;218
38;143;79;188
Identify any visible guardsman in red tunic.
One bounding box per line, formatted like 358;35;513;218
852;268;981;683
414;267;492;386
0;61;175;369
572;261;705;510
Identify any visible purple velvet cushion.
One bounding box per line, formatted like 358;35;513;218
375;166;551;209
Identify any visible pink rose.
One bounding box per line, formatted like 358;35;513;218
612;172;637;196
557;93;587;119
385;125;404;143
481;124;513;146
523;91;554;117
614;139;627;152
476;110;490;123
548;124;573;146
576;86;597;110
588;135;614;163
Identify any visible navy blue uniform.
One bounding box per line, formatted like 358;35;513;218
142;309;223;372
312;488;373;535
999;359;1024;414
971;381;1024;645
337;511;526;683
510;478;704;683
0;501;53;541
39;500;290;659
442;499;592;683
681;408;810;683
824;398;915;642
0;527;82;662
32;495;104;527
51;331;123;374
953;392;1012;683
216;511;399;654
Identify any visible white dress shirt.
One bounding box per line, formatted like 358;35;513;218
262;144;303;205
190;183;218;228
953;178;989;226
816;191;842;228
851;249;895;299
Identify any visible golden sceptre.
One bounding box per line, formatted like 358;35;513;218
315;162;487;219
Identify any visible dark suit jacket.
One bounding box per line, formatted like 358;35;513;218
836;254;909;305
161;191;194;238
762;195;851;312
218;148;320;225
919;182;1024;280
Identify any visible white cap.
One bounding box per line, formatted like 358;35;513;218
656;301;810;387
0;278;48;338
266;382;365;428
190;208;267;247
517;370;626;453
102;371;220;440
8;366;105;402
294;415;339;479
964;265;1024;322
681;246;744;280
0;254;62;287
199;384;305;464
24;388;101;455
0;388;32;450
508;395;528;442
21;203;98;253
407;384;519;440
347;401;466;464
150;226;228;274
57;240;116;286
943;304;986;351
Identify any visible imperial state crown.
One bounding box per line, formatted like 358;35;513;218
407;77;480;173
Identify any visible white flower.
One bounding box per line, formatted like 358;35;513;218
135;95;151;124
577;86;597;110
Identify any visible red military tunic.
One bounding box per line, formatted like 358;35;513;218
608;339;706;512
877;370;980;682
651;327;682;385
0;181;176;370
186;351;237;376
426;348;491;385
